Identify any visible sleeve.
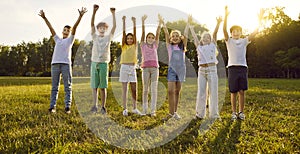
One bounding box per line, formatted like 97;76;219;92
53;35;59;43
69;35;75;44
244;37;250;46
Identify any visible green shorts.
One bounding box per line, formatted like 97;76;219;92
90;62;108;88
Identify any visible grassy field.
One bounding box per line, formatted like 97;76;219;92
0;77;299;153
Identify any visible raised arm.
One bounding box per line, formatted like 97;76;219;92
72;7;87;35
155;14;163;46
132;17;137;46
122;16;126;46
248;9;264;41
141;15;147;43
159;15;170;45
38;10;56;37
213;16;223;44
110;8;116;35
91;4;99;35
182;15;190;50
223;6;229;41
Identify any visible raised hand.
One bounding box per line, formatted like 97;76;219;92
122;16;126;21
131;17;136;22
258;9;265;23
93;4;99;12
225;6;230;17
158;14;164;23
216;16;223;23
38;10;46;19
142;15;147;21
188;15;193;24
78;7;87;17
110;7;116;13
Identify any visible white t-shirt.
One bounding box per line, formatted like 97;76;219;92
51;35;75;64
91;33;112;63
197;43;218;65
226;37;250;67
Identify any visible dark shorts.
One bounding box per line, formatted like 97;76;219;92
167;66;186;82
228;66;248;93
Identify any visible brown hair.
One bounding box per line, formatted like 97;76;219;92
230;25;242;33
96;22;109;29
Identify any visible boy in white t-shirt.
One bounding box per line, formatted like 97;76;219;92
223;6;264;120
90;4;116;114
39;8;87;114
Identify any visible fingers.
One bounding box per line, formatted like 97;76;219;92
110;7;116;13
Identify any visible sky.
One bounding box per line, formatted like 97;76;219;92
0;0;299;46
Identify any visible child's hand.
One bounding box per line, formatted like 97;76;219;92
258;9;265;22
93;4;99;12
131;17;136;22
216;16;223;23
225;6;230;16
180;35;185;40
110;7;116;13
38;10;46;19
142;15;147;21
78;7;87;17
188;15;193;24
122;16;126;21
158;14;164;23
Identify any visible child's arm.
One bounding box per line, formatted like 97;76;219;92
155;14;163;46
141;15;147;44
132;17;137;46
38;10;56;37
122;16;126;46
223;6;229;41
213;16;223;44
110;8;116;35
182;16;190;51
189;26;200;47
72;7;87;36
248;9;264;41
91;4;99;35
159;15;170;45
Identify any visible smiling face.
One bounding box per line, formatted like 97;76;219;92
201;33;212;45
62;26;71;38
97;26;107;37
170;31;181;44
126;34;134;45
230;25;242;40
146;33;155;45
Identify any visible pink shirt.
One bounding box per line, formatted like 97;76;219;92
140;42;159;68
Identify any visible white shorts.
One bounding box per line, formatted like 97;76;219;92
119;64;137;82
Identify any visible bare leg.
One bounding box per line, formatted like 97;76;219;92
122;82;128;109
174;82;182;112
130;82;137;109
100;88;107;108
238;90;245;112
92;88;98;106
168;82;176;115
231;93;237;113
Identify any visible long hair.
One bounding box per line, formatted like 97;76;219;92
125;33;135;45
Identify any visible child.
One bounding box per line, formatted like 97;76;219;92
90;4;116;114
38;7;87;114
189;15;222;119
119;16;142;116
223;6;264;120
140;14;163;117
160;15;189;120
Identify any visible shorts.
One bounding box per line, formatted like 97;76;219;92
90;62;108;88
119;64;137;82
228;66;248;93
167;66;186;82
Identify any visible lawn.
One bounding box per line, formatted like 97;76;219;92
0;77;299;153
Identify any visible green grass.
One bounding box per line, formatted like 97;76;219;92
0;77;299;153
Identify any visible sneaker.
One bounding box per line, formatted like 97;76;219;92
238;112;245;120
91;106;98;113
49;107;56;113
173;112;181;120
65;107;71;114
151;112;156;117
132;108;142;115
162;113;174;121
195;114;203;120
100;107;107;114
231;112;237;121
123;109;128;116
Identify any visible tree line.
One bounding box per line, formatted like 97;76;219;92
0;7;299;78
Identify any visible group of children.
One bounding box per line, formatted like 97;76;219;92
39;5;264;121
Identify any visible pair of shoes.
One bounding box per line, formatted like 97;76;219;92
100;107;107;114
91;106;98;113
132;108;143;115
123;109;128;116
65;107;71;114
173;112;181;120
231;112;237;121
49;107;56;113
238;112;245;120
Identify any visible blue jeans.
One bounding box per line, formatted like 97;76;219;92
50;63;72;108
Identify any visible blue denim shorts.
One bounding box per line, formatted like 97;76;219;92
167;67;186;82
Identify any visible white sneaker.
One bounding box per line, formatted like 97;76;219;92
231;112;237;121
151;112;156;117
238;112;245;120
132;108;142;115
173;112;181;120
123;109;128;116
